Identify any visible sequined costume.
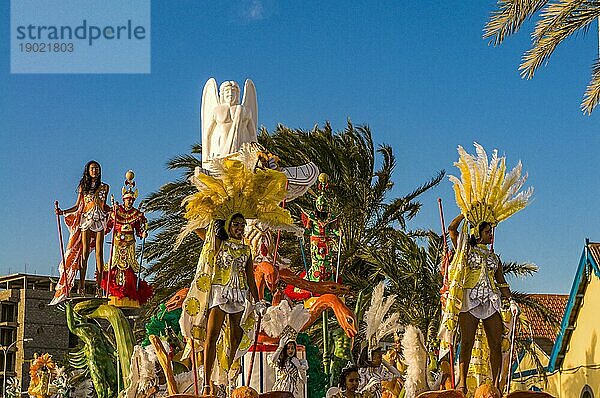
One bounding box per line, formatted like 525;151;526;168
460;245;502;319
438;143;533;388
301;209;340;282
208;238;252;313
101;203;152;306
177;155;295;387
358;365;397;398
179;220;257;386
439;143;533;356
80;183;109;232
51;183;109;305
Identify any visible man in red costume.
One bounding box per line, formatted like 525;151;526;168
101;171;153;307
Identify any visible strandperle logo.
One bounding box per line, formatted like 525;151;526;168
11;0;151;74
15;20;147;46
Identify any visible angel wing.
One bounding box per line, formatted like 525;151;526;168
241;79;258;143
201;78;219;166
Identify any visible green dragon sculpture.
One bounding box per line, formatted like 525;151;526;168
65;299;135;398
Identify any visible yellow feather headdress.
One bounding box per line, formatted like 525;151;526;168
449;143;533;237
176;157;294;246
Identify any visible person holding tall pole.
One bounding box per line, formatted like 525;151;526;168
438;144;530;394
101;170;152;308
177;157;294;395
51;161;110;304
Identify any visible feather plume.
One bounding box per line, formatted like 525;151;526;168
364;281;401;351
448;143;533;229
261;301;310;338
176;157;294;247
402;325;429;398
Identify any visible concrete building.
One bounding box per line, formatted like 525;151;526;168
0;273;96;391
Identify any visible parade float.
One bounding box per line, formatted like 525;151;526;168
30;78;554;398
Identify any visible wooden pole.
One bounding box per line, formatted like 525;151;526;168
54;201;67;297
437;198;455;389
105;195;117;298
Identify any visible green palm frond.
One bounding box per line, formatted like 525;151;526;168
502;261;539;277
520;1;600;79
484;0;549;45
486;0;600;113
582;58;600;114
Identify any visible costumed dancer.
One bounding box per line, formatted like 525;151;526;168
358;282;402;398
301;173;341;282
438;143;532;395
101;170;153;307
177;155;295;396
269;337;308;398
328;365;373;398
52;160;110;304
262;301;311;398
358;348;402;398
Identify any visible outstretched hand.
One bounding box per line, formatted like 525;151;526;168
510;299;520;316
255;299;269;317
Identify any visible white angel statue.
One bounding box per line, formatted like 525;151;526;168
201;78;258;169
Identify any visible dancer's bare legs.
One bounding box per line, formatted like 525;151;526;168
80;229;91;294
456;311;479;394
204;307;226;395
483;312;504;390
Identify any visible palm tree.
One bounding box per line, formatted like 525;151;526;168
140;144;204;311
485;1;600;114
372;231;444;346
259;121;445;293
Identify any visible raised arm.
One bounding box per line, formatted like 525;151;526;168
382;358;402;379
267;335;289;367
448;214;464;249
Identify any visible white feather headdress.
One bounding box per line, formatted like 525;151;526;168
364;281;401;356
261;301;311;341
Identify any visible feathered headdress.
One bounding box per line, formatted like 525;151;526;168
449;143;533;238
176;156;294;246
363;281;401;359
261;301;311;341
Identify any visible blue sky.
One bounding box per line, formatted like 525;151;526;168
1;1;598;294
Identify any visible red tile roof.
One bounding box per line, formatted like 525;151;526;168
520;294;568;354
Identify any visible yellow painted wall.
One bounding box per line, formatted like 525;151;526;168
510;343;549;391
546;275;600;397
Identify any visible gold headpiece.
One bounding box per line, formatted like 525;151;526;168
122;170;139;200
449;143;533;238
177;157;294;246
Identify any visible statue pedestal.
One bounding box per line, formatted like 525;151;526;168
237;343;307;398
